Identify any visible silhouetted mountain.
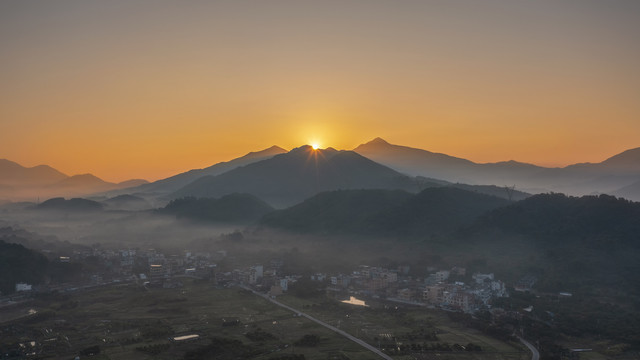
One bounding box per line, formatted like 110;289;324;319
37;197;104;212
103;194;152;211
591;147;640;172
354;138;640;198
0;159;149;201
354;138;546;186
0;159;68;186
115;146;287;196
161;193;274;223
173;146;431;207
262;187;509;236
354;138;477;178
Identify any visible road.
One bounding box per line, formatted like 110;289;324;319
240;286;393;360
518;336;540;360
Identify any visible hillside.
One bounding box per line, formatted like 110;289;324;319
0;240;49;294
262;187;510;236
463;193;640;295
161;193;274;224
261;189;413;234
103;194;152;211
172;146;430;208
37;197;105;212
474;193;640;245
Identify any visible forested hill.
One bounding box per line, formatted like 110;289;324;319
473;193;640;246
262;187;510;236
463;193;640;296
160;193;274;224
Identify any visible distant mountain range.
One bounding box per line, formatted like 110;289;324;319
3;138;639;204
354;138;640;200
0;159;148;202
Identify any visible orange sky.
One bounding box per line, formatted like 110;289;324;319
1;1;639;182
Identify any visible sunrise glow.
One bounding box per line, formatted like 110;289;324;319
0;1;638;182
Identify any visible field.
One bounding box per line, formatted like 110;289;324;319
0;280;527;359
276;293;527;360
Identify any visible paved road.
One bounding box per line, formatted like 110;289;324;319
518;336;540;360
240;286;393;360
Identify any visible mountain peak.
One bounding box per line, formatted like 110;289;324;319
242;145;287;160
369;137;391;146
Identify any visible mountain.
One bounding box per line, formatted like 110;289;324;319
0;159;68;186
354;137;477;180
161;193;274;224
172;145;432;208
595;147;640;172
354;138;545;187
113;146;287;196
37;197;105;212
262;187;510;236
0;160;149;201
354;138;640;198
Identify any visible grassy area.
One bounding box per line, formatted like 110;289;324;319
0;282;526;359
0;281;374;359
276;293;527;360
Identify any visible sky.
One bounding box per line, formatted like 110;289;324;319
1;0;639;182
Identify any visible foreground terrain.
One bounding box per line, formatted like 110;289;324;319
0;279;528;360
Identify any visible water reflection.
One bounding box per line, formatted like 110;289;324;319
341;296;368;307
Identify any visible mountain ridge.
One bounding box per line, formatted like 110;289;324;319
0;160;149;202
353;138;640;198
171;145;430;208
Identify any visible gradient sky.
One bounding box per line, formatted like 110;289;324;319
1;1;639;182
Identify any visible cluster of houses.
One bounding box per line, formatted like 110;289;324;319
8;245;521;314
305;265;509;313
218;263;511;313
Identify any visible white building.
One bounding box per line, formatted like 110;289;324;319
15;283;32;292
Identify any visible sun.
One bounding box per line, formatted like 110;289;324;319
311;143;320;150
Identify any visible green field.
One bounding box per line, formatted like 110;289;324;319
276;294;528;360
0;281;527;359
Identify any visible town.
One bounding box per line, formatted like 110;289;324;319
4;245;524;315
